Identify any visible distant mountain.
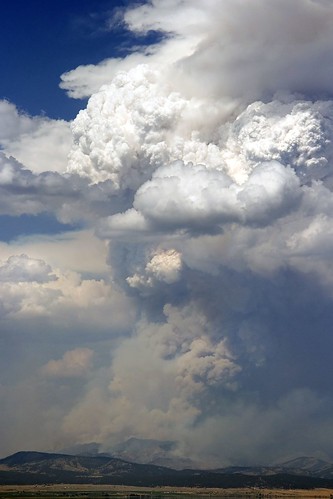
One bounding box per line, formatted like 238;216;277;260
0;451;178;486
2;451;333;488
215;456;333;480
60;442;112;458
60;438;196;470
58;440;333;479
276;456;333;479
111;437;195;469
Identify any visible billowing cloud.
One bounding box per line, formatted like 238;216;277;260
127;248;182;290
3;0;333;468
0;254;56;283
132;160;301;231
57;0;333;467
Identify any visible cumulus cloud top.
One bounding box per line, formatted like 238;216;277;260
0;254;56;283
220;99;333;184
68;65;187;188
67;67;333;239
132;160;301;231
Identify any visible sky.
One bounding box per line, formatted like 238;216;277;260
1;0;333;468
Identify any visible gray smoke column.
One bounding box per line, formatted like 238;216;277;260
63;0;333;466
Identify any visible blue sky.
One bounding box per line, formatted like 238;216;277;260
2;0;333;469
0;0;140;119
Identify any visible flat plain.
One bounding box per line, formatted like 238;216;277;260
1;485;333;498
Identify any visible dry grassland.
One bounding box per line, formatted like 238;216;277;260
0;485;333;498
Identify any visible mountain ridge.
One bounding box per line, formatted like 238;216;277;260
2;451;333;488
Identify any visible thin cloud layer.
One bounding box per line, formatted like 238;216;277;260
2;0;333;467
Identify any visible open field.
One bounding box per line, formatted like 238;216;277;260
1;485;333;498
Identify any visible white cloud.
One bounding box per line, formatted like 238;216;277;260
132;160;301;231
127;248;182;290
0;251;135;335
0;254;56;283
60;0;333;105
5;0;333;467
0;100;38;139
67;65;188;187
220;99;333;184
60;51;160;100
0;100;72;174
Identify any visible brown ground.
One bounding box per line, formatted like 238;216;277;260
0;485;333;497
